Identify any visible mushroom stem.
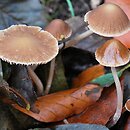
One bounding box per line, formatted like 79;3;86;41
109;67;123;127
27;66;44;96
0;60;3;79
59;30;93;49
45;58;56;95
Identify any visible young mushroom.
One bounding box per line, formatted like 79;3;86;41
84;3;130;37
45;19;72;41
125;99;130;112
44;19;72;94
95;39;130;126
0;25;58;96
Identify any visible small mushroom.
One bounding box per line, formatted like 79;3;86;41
44;19;72;94
84;3;130;37
0;25;58;96
45;19;72;41
95;39;130;126
125;99;130;112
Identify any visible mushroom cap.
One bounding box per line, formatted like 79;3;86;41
125;99;130;112
95;39;130;67
84;3;130;37
45;19;72;41
0;25;59;65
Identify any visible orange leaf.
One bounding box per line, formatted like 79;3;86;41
67;86;116;125
72;64;105;88
11;84;103;122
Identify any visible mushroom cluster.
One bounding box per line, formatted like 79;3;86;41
44;19;72;94
84;2;130;127
0;25;59;105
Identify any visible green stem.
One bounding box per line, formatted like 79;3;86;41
66;0;75;17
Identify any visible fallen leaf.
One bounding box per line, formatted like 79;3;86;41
73;64;105;88
124;116;130;130
11;84;103;122
67;86;116;125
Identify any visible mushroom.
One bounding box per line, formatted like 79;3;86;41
125;99;130;112
44;19;72;94
95;39;130;126
0;24;58;96
84;3;130;37
45;19;72;41
59;3;130;51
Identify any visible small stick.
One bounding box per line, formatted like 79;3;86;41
45;58;56;95
27;66;44;96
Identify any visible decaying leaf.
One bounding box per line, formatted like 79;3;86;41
11;84;103;122
67;86;116;125
73;64;105;88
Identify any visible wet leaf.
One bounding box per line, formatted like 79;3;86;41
73;64;105;88
11;84;103;122
67;86;116;125
52;123;109;130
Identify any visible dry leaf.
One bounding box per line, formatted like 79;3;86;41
67;86;116;125
72;64;105;88
11;84;103;122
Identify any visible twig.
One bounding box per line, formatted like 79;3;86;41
45;58;56;95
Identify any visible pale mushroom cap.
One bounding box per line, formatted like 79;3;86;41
45;19;72;41
95;39;130;67
84;3;130;37
0;25;59;65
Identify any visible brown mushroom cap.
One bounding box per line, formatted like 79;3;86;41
95;39;130;67
0;25;59;65
125;99;130;112
84;3;130;37
45;19;72;41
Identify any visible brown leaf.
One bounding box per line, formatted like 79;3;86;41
124;116;130;130
72;64;105;88
11;84;103;122
67;86;116;125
